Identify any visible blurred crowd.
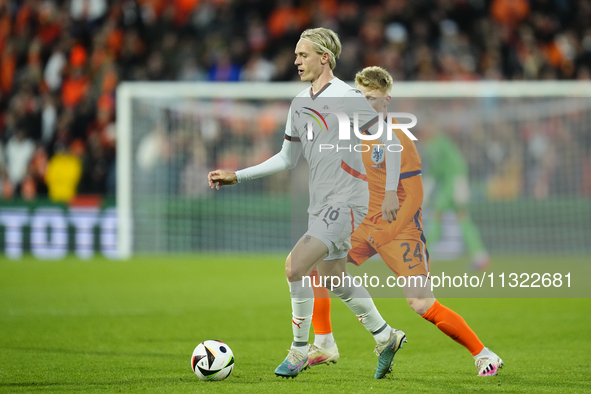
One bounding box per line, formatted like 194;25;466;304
134;95;591;202
1;0;591;202
409;98;591;200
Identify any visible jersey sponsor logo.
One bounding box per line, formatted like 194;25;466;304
301;106;329;141
371;145;385;167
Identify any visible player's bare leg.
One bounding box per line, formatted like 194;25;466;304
275;235;327;378
317;258;407;379
286;235;329;282
403;274;436;315
404;275;503;376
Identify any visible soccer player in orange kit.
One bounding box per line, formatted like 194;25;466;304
308;66;504;377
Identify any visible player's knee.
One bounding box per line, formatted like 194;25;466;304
285;255;307;281
286;252;315;281
289;264;308;282
407;297;435;315
407;298;424;314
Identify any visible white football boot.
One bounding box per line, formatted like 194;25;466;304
475;349;504;376
308;343;340;366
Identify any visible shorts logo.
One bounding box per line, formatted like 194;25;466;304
408;263;420;269
371;145;385;167
322;218;333;229
292;317;304;328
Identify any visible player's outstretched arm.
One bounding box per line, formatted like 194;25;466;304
207;138;302;191
208;169;237;190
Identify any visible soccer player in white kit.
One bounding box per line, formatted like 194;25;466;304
208;28;407;379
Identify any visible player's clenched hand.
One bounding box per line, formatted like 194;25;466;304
368;229;393;249
381;190;399;223
207;169;237;190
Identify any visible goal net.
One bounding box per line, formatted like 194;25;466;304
116;82;591;259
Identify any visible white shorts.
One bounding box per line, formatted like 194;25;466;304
306;205;367;260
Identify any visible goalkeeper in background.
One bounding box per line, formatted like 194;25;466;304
422;130;490;271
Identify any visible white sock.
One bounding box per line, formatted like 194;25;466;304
289;280;314;345
373;324;392;344
314;333;336;348
291;344;307;356
473;346;492;360
330;274;387;335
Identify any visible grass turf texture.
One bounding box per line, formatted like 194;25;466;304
1;254;590;393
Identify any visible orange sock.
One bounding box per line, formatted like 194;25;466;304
310;270;332;335
422;300;484;356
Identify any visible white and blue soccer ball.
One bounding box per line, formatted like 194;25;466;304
191;340;235;381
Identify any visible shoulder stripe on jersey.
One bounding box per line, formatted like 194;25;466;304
358;116;379;135
340;160;368;182
284;134;301;142
310;83;332;100
400;170;422;179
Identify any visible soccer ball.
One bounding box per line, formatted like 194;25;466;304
191;340;235;381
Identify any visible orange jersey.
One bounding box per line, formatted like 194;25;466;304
361;123;423;239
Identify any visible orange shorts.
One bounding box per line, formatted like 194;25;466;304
348;221;430;278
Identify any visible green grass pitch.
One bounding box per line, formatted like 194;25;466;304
1;254;590;393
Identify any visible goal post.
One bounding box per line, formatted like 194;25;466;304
115;82;308;259
116;81;591;259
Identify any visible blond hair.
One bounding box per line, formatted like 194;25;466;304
355;66;393;94
300;28;341;70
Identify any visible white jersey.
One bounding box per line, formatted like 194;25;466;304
286;79;366;214
286;78;400;214
236;77;401;216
